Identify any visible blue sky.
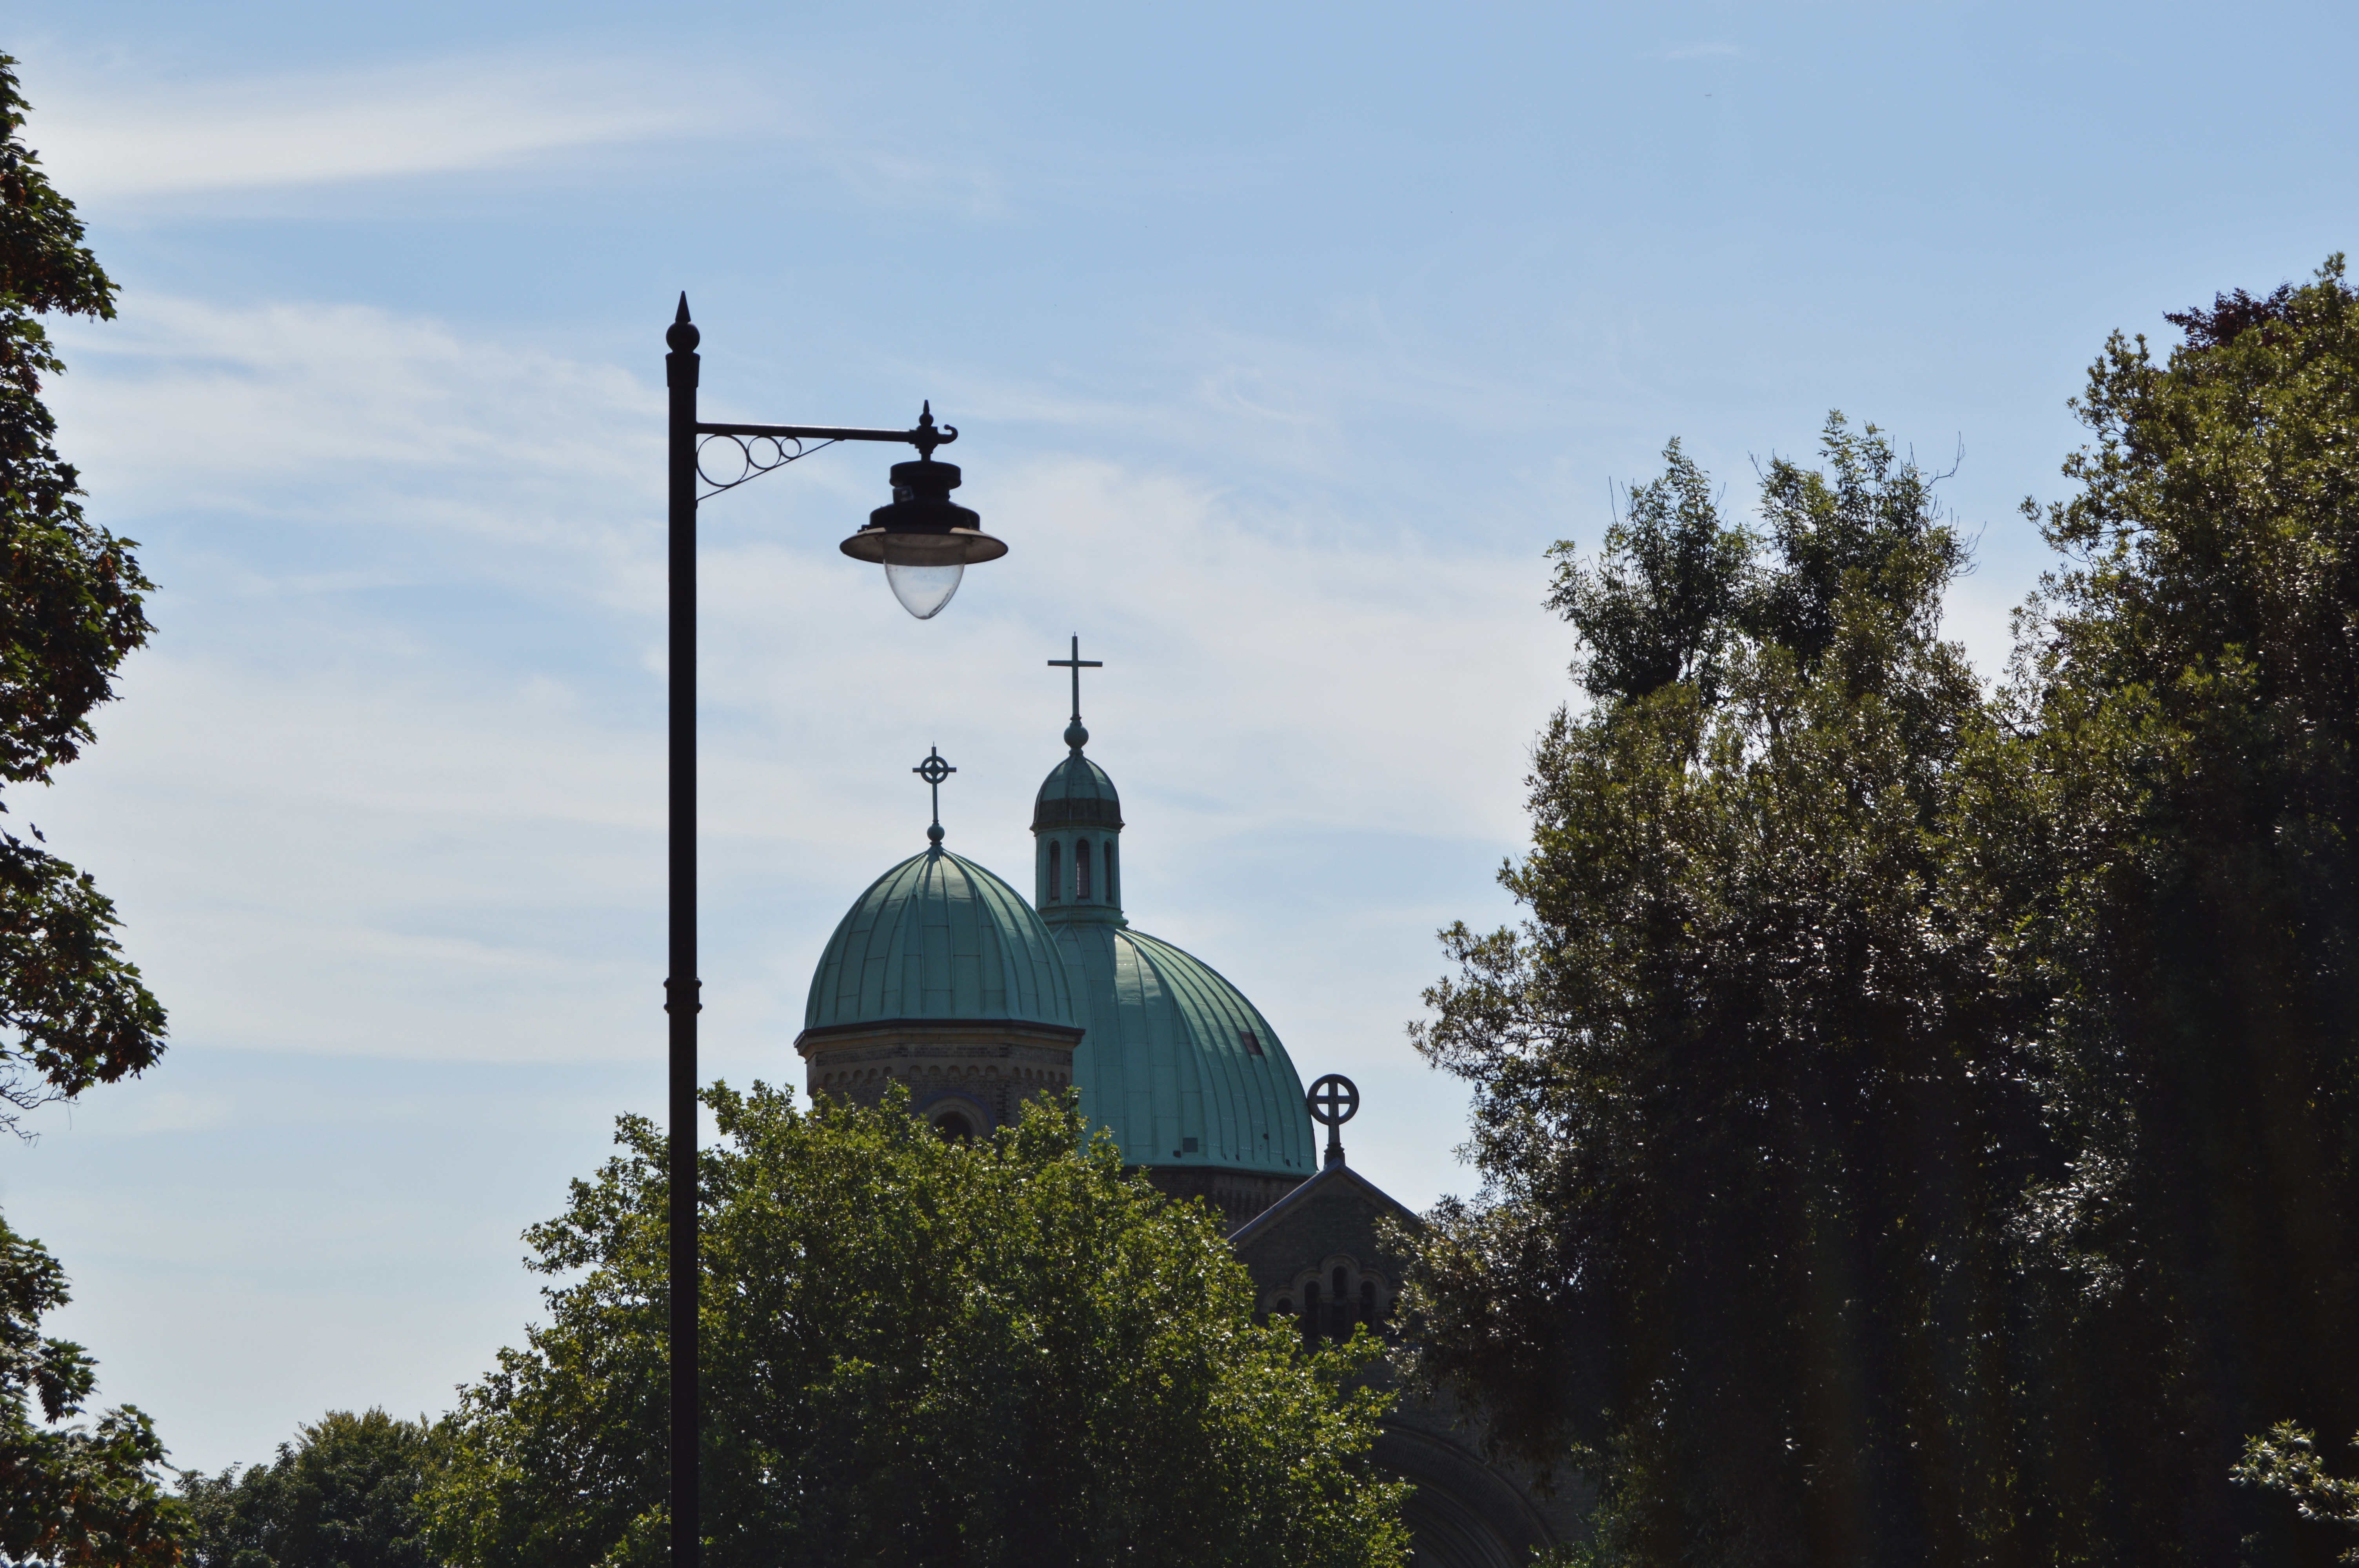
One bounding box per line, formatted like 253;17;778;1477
4;0;2354;1475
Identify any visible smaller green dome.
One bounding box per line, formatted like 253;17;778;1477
804;848;1077;1031
1034;753;1123;831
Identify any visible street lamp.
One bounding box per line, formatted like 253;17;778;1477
663;294;1002;1566
841;433;1007;620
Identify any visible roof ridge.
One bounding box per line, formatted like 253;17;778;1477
1226;1161;1423;1246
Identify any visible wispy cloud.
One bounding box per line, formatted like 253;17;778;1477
29;57;744;197
24;51;1003;218
53;296;662;603
40;296;1561;1085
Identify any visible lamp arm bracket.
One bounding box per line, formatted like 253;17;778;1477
693;432;840;502
696;420;954;447
690;417;956;503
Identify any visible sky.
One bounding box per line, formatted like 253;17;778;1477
2;0;2353;1476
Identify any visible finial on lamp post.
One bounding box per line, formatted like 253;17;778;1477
912;401;947;462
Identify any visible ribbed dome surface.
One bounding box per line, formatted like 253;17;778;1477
1055;922;1314;1178
805;848;1077;1031
1033;753;1123;830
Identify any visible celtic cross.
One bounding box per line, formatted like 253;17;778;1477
1307;1073;1359;1168
912;746;956;845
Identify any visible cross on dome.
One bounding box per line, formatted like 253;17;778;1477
912;745;956;845
1046;634;1103;751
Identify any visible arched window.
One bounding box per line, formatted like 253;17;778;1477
1360;1279;1378;1327
1330;1267;1352;1341
1104;839;1118;905
1076;838;1092;901
1300;1281;1320;1348
1046;841;1061;903
933;1112;973;1141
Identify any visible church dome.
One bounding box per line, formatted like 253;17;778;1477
804;847;1078;1032
1023;661;1315;1184
1057;923;1316;1178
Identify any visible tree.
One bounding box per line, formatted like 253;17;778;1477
1408;415;2039;1566
426;1085;1409;1568
0;53;182;1568
0;51;164;1133
2009;256;2359;1561
2234;1424;2359;1564
1405;260;2359;1566
1545;438;1752;704
177;1408;442;1568
0;1214;181;1564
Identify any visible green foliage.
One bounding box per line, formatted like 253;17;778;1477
1408;263;2359;1566
1749;418;1965;668
427;1085;1409;1568
176;1409;442;1568
0;58;113;322
0;1213;182;1564
2235;1424;2359;1563
1412;414;2025;1564
1546;437;1752;704
0;52;163;1133
2001;255;2359;1562
0;54;181;1568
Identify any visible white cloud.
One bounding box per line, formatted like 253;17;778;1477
1942;569;2028;684
37;296;1561;1100
28;57;744;198
22;51;1002;218
53;295;663;603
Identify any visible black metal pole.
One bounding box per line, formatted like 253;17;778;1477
663;295;701;1568
654;303;967;1565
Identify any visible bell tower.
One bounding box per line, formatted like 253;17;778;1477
1034;635;1126;922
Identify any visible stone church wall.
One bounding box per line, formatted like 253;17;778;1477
795;1017;1083;1138
1140;1165;1301;1230
1229;1162;1592;1568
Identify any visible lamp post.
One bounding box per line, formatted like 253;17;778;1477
663;295;1005;1566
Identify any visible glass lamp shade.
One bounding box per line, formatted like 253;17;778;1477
884;549;964;619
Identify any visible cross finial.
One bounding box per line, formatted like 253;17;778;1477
1046;634;1104;752
1307;1074;1360;1167
912;746;956;846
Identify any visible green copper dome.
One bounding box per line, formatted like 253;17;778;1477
1030;706;1314;1179
1055;922;1316;1178
804;847;1078;1031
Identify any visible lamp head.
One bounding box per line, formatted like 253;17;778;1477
840;453;1008;620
